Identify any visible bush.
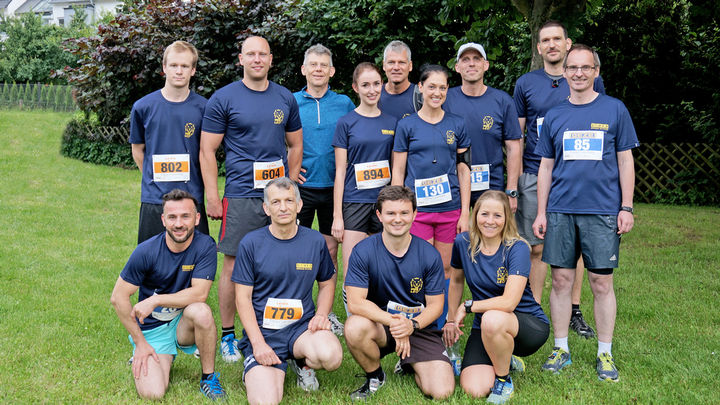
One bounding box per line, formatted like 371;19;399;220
60;117;134;168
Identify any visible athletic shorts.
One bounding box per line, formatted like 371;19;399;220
543;212;621;269
138;202;209;244
461;312;548;369
218;197;270;255
128;312;197;356
298;187;333;236
343;202;382;234
379;326;451;372
515;173;542;246
410;209;461;244
239;317;310;379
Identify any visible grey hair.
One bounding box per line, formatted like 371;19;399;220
303;43;334;67
263;177;301;205
383;40;412;62
564;43;601;68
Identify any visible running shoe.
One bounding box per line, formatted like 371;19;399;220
486;375;514;404
199;372;227;401
220;333;241;363
328;312;344;336
596;352;619;382
350;372;385;401
289;359;319;391
541;347;572;373
570;311;596;339
509;355;525;373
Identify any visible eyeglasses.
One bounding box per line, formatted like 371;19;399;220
564;65;597;74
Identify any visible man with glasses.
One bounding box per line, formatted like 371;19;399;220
532;44;639;382
513;21;604;339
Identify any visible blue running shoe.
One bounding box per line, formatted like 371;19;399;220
510;355;525;373
221;334;241;363
597;352;619;382
541;347;572;373
200;372;227;401
487;375;514;404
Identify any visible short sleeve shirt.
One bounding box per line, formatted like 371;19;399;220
202;81;302;198
120;231;217;331
393;112;470;212
129;90;207;204
445;86;522;193
534;94;640;214
451;233;547;327
231;226;336;328
332;110;397;203
379;84;417;120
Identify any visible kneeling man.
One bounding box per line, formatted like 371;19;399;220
110;189;225;400
233;177;342;405
344;185;455;401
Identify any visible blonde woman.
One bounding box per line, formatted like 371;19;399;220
444;190;548;404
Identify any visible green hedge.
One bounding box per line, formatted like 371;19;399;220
60;118;134;168
61;117;227;175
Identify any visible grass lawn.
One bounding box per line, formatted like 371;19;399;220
1;110;719;404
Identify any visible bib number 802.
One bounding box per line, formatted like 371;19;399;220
160;162;183;172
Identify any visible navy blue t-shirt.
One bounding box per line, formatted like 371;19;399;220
379;84;417;120
332;110;397;203
202;81;302;198
129;90;207;204
345;234;445;328
393;112;470;212
120;231;217;331
444;86;522;196
231;226;335;331
450;234;548;327
534;95;640;215
513;69;605;174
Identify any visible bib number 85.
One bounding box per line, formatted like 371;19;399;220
574;139;591;151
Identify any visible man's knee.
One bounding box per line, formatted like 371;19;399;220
551;268;574;291
136;381;168;400
530;244;543;260
479;310;506;336
184;302;214;329
588;272;614;296
344;315;375;345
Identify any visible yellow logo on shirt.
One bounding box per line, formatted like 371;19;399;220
184;123;195;138
482;116;494;130
446;130;456;145
273;109;284;124
296;263;313;270
381;129;395;135
591;123;609;130
496;266;508;284
409;277;423;293
182;264;195;272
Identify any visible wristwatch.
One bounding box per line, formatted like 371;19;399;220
411;319;419;332
505;189;518;198
620;206;634;213
464;299;474;313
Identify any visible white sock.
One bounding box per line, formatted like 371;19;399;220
554;337;569;352
598;341;612;357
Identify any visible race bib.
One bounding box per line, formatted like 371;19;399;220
262;298;303;330
253;160;284;189
414;174;452;207
536;117;544;140
152;154;190;182
386;300;424;319
470;164;490;191
354;160;391;190
563;131;604;161
151;306;182;322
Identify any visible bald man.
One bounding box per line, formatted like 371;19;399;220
199;36;304;363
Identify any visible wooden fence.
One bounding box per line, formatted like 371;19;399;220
634;143;719;203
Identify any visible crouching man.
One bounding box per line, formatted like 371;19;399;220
110;189;226;400
344;185;455;401
232;177;342;405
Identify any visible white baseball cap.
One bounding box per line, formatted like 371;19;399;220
456;42;487;61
